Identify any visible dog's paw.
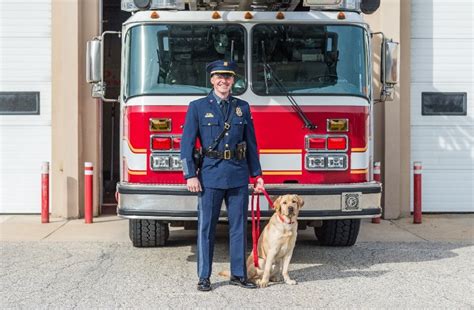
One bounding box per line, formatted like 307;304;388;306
257;279;269;288
285;279;297;285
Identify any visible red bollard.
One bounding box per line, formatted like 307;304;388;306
84;162;93;224
372;162;381;224
413;161;422;224
41;162;49;223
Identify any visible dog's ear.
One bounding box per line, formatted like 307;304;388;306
296;195;304;209
273;196;282;213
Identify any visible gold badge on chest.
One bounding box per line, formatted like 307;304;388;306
236;106;242;117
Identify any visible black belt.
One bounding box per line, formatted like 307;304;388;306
204;149;245;160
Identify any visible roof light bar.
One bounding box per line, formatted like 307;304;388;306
121;0;184;12
303;0;359;11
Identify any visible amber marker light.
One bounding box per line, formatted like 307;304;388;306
244;12;253;19
327;119;348;132
150;11;159;19
150;118;171;132
212;11;221;19
337;12;346;20
276;12;285;20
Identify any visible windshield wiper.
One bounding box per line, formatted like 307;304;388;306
261;41;271;95
260;41;317;130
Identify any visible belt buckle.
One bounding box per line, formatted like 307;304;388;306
224;150;231;160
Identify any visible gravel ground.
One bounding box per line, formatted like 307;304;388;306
1;230;473;309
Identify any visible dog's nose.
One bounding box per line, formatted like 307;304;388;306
288;206;294;213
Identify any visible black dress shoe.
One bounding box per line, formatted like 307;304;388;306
197;278;211;291
229;275;257;289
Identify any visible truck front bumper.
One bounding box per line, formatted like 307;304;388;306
117;182;382;221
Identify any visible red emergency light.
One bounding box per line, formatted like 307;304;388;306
152;137;171;150
172;137;181;150
327;137;347;150
308;137;326;150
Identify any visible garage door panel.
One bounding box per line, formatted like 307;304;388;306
410;39;473;83
0;172;45;213
411;0;474;39
0;126;51;172
0;1;51;38
0;0;51;213
411;127;473;170
411;0;473;212
0;34;51;82
410;150;473;170
0;126;51;213
410;171;473;212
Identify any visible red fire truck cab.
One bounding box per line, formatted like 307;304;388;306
86;0;398;247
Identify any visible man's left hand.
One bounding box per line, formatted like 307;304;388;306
253;177;265;193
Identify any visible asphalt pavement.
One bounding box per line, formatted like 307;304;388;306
0;214;473;308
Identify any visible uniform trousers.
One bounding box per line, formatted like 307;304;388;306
197;185;248;279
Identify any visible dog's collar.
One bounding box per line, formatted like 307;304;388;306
278;213;294;224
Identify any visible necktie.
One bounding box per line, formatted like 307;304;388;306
220;100;228;117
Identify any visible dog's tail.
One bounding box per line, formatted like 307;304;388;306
218;270;230;278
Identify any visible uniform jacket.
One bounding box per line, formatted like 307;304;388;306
181;92;262;189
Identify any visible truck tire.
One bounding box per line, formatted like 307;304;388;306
314;219;361;246
129;219;169;247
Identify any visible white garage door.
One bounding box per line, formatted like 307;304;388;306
410;0;474;212
0;0;51;213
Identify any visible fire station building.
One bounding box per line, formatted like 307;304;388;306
0;0;472;218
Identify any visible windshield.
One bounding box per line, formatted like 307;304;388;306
126;24;246;98
252;24;368;97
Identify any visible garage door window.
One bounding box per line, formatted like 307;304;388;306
0;92;40;115
422;92;467;116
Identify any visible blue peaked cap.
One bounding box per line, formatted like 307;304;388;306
206;60;237;76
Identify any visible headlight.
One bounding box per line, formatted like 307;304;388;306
170;155;182;170
306;155;326;169
150;154;182;171
327;155;347;169
305;154;348;170
151;154;170;170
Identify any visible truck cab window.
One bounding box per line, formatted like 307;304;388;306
127;24;246;98
251;24;368;97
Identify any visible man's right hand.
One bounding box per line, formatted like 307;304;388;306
186;177;202;192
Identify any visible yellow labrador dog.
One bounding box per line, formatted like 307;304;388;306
220;194;304;288
247;194;304;287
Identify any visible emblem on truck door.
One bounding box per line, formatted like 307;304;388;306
341;192;362;211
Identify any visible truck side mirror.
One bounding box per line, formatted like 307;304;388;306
85;31;121;102
86;39;102;84
380;38;399;101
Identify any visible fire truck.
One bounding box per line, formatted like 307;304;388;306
86;0;398;247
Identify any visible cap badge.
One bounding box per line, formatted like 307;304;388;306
236;107;242;117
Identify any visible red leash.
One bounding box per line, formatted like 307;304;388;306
251;188;273;268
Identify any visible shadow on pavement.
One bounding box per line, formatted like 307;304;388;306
162;224;473;283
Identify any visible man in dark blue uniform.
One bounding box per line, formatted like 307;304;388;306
181;60;265;291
